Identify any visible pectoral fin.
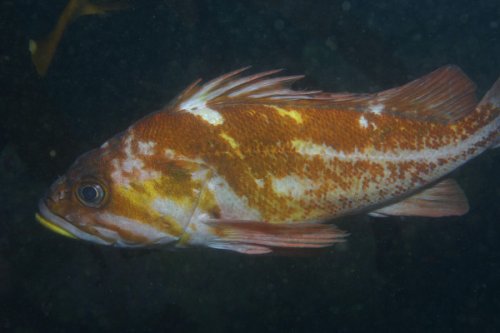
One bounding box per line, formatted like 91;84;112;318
204;220;347;254
369;179;469;218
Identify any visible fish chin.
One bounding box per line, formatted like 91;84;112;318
37;201;112;245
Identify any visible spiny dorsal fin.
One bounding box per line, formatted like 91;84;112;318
171;67;323;111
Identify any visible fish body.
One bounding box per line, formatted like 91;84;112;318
37;66;500;254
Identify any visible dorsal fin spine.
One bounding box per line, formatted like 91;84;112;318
173;65;478;126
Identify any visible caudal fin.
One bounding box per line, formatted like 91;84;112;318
478;76;500;149
480;77;500;109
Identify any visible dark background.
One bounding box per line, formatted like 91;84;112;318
1;0;499;332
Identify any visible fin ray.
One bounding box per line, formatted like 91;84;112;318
204;220;347;254
371;65;477;124
370;179;469;218
172;65;477;126
477;76;500;149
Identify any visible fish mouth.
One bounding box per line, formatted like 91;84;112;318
36;200;112;245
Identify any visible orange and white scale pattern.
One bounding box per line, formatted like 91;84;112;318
95;68;498;245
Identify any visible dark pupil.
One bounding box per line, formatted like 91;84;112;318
81;185;99;203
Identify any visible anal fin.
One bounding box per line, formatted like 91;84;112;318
370;179;469;218
205;220;347;255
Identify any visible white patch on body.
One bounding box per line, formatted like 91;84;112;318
138;141;156;156
359;115;369;128
271;175;320;197
292;115;496;171
151;198;193;229
369;103;384;115
179;211;216;247
111;133;160;186
180;98;224;125
255;178;264;188
98;213;178;245
122;157;143;173
206;175;262;220
110;159;124;184
164;148;206;164
100;141;109;149
164;148;177;159
177;175;264;248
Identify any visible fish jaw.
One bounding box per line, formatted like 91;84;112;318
37;198;182;247
37;200;112;245
36;172;115;244
35;212;76;239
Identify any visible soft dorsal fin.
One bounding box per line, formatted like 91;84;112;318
370;65;477;124
171;65;477;125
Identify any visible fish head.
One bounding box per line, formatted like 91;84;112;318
37;134;211;247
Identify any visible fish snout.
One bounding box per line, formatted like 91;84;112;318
47;176;70;203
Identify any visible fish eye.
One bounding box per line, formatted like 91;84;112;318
76;182;105;207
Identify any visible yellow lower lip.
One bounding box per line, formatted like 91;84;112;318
35;213;77;239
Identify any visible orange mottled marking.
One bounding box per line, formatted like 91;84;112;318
121;99;496;222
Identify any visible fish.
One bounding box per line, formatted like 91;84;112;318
36;65;500;254
29;0;128;77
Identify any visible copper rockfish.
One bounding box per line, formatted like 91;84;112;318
36;66;500;254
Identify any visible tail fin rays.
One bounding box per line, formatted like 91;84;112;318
478;76;500;149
